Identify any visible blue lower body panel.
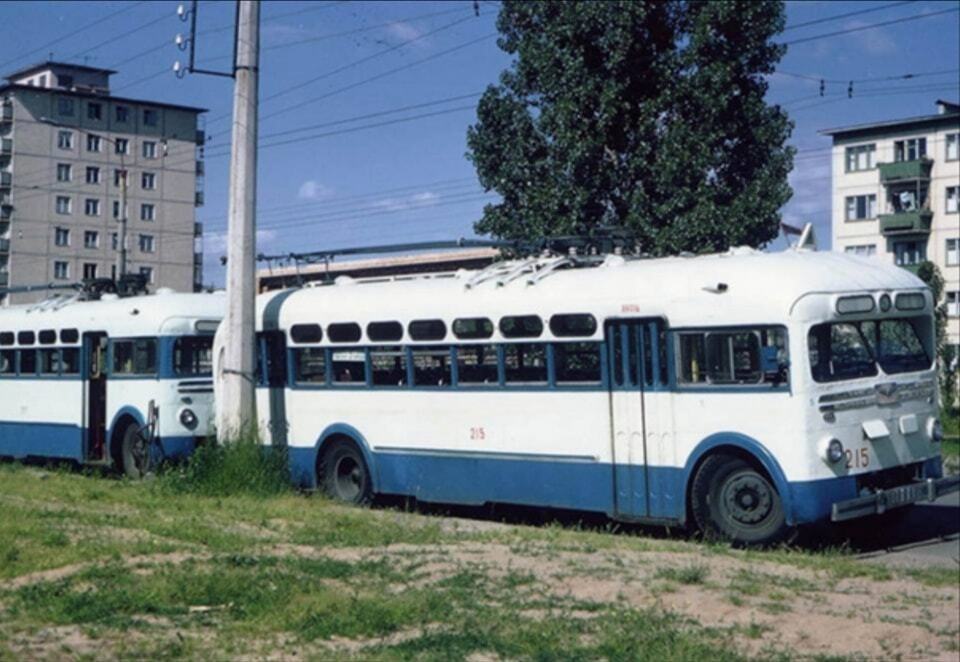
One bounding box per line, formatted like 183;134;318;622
287;443;948;527
0;420;84;462
156;435;197;461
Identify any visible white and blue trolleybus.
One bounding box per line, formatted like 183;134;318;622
0;288;224;476
234;246;958;545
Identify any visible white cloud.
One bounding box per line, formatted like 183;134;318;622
202;228;278;255
385;21;428;46
298;180;334;200
262;23;314;46
844;20;897;55
370;191;441;212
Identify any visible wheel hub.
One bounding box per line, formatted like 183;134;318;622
722;474;773;525
334;457;362;500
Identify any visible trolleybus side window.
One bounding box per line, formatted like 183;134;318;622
62;348;81;375
17;331;35;346
39;348;59;375
60;329;79;344
173;336;214;376
503;343;547;383
258;331;288;387
112;338;157;375
38;330;57;345
331;350;365;384
19;349;37;375
290;324;322;344
367;321;403;342
500;315;542;338
412;346;452;386
293;347;327;384
678;327;788;386
0;332;13;346
456;344;498;384
0;349;14;375
549;314;597;337
554;342;602;383
370;347;406;386
453;318;493;339
409;319;447;342
328;323;361;343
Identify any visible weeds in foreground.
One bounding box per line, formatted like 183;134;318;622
156;433;290;497
655;562;710;585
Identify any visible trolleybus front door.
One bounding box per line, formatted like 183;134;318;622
607;319;668;520
83;332;108;462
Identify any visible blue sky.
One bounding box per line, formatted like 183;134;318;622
1;0;958;286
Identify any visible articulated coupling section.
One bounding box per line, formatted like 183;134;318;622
831;475;960;522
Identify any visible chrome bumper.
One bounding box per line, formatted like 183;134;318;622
831;475;960;522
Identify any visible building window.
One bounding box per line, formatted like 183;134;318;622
114;138;129;155
112;200;126;219
845;194;876;221
111;233;119;250
139;234;155;253
57;130;73;150
54;261;69;280
56;163;72;182
947;238;959;267
87;102;102;121
85;166;100;184
142;141;157;159
894;240;926;266
143;109;158;126
115;105;129;123
113;169;126;187
844;244;876;257
83;263;98;280
54;227;70;247
140;203;155;221
141;172;156;190
86;134;101;152
894;137;926;162
845;144;876;172
55;196;71;215
947;292;959;317
84;198;100;216
947;186;959;214
947;133;959;162
84;230;99;249
139;266;154;283
57;97;74;116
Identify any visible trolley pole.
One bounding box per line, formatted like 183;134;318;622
218;0;260;441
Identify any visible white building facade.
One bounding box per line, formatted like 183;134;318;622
823;100;960;353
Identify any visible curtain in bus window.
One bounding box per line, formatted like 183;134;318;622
503;344;547;384
112;339;157;375
370;347;407;386
455;345;498;385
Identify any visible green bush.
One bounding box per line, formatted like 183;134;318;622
157;432;290;497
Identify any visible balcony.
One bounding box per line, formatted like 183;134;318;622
0;272;8;287
195;191;204;207
194;221;203;237
195;129;206;146
879;209;933;235
0;138;11;155
879;159;932;183
1;102;11;121
196;160;204;176
0;238;8;253
0;171;9;187
0;204;11;220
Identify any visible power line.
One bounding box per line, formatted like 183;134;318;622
782;1;913;32
776;67;960;85
782;6;960;46
0;1;146;71
66;6;171;62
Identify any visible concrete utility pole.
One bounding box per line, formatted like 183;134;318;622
217;0;260;441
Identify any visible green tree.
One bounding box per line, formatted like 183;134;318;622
917;261;957;409
467;0;794;254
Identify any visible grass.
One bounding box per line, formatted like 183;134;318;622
0;459;957;659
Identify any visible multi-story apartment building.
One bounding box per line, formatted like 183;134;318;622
823;99;960;353
0;61;205;305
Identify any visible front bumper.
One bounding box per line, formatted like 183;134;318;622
831;474;960;522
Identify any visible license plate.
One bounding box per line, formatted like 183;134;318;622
881;483;926;509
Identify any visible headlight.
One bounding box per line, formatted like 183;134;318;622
928;418;944;443
179;408;198;430
821;437;845;464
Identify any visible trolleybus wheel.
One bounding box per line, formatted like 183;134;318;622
692;454;791;547
120;424;150;479
319;440;372;505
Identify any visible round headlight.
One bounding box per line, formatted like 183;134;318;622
879;294;892;312
822;438;844;464
179;407;198;430
928;418;944;443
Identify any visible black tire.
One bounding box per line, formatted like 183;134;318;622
119;424;150;479
691;454;793;547
319;440;372;505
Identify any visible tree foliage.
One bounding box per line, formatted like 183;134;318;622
467;0;795;254
917;261;957;409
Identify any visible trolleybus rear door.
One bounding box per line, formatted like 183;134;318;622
83;332;108;462
607;319;668;519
